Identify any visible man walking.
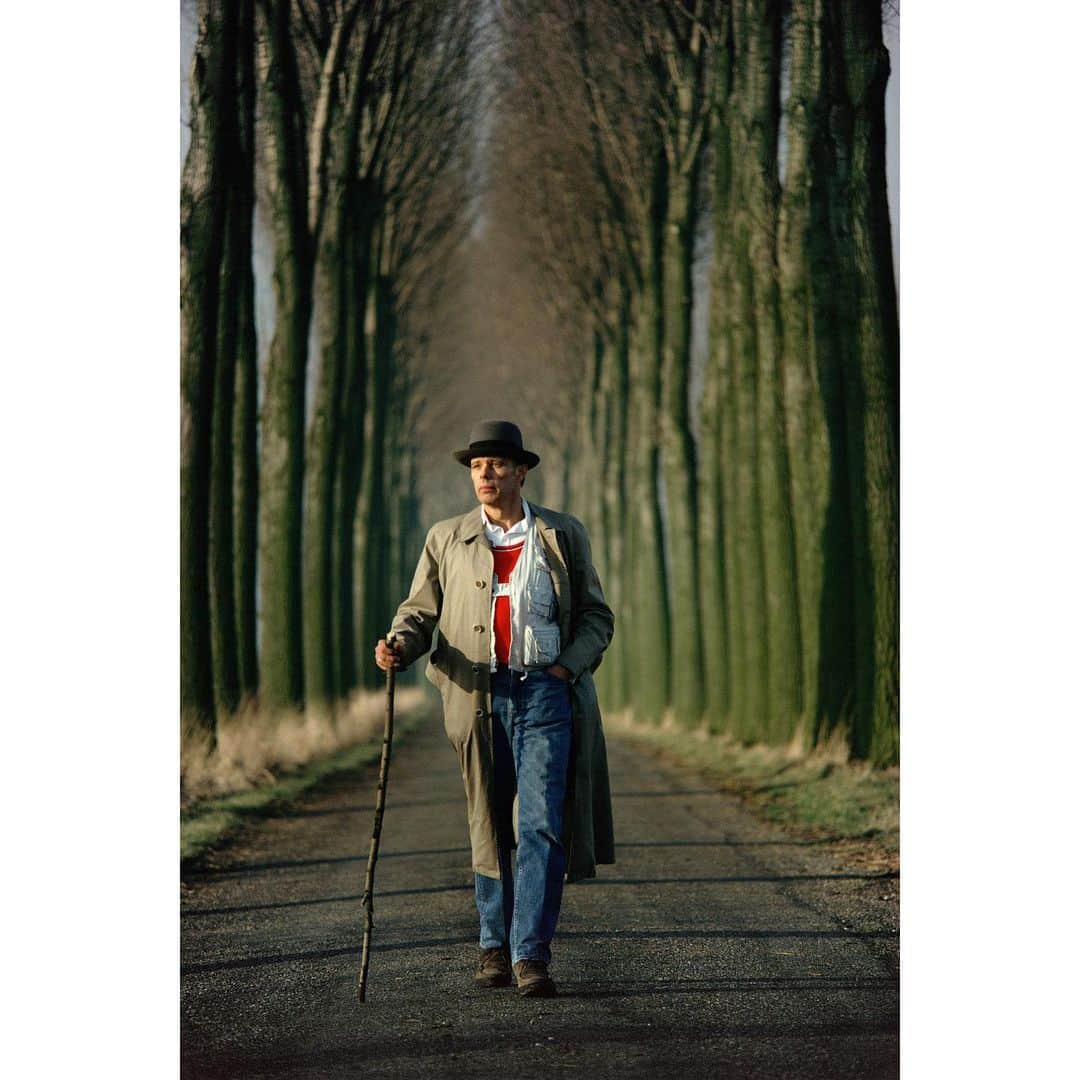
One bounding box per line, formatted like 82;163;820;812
375;419;615;997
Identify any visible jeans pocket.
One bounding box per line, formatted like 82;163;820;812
530;671;572;722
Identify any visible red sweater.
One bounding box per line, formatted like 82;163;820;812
491;540;525;666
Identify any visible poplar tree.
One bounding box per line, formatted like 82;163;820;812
827;0;899;764
181;0;238;733
209;0;257;715
256;0;366;711
650;0;713;729
777;0;850;742
231;0;260;701
304;3;390;709
733;0;803;740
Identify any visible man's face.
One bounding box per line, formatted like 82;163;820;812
470;455;527;508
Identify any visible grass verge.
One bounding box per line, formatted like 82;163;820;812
604;711;898;873
181;689;433;867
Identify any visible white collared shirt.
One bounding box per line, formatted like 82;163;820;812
481;498;532;547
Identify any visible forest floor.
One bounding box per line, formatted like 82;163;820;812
181;707;899;1078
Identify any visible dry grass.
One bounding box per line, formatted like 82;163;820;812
181;687;428;808
603;708;899;863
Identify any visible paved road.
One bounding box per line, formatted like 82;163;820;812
181;708;899;1079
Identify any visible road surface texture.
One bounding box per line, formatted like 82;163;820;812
181;710;899;1079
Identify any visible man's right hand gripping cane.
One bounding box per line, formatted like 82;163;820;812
374;636;403;673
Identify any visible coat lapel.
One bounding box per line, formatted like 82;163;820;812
457;506;486;544
458;510;494;626
532;505;571;628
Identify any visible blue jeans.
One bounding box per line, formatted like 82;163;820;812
475;665;573;965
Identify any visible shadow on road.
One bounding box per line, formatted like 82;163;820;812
182;883;473;919
282;798;465;817
191;846;473;878
182;926;897;977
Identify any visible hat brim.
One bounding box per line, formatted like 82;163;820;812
452;440;540;469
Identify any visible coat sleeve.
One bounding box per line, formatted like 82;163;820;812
555;518;614;682
388;525;443;670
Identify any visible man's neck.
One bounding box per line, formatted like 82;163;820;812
482;496;526;532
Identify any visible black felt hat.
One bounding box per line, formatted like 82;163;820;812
452;419;541;469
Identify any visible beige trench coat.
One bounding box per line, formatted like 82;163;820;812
389;502;615;883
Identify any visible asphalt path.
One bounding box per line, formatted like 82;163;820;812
181;705;899;1079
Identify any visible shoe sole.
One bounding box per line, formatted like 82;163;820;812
517;980;557;998
473;974;512;989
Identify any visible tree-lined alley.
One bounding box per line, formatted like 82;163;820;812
181;0;899;766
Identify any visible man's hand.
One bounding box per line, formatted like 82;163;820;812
545;663;573;683
375;637;403;672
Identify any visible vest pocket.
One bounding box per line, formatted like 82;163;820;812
524;624;560;666
527;565;557;621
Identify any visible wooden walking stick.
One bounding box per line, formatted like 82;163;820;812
358;632;397;1002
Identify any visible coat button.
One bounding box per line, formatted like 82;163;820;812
473;624;483;632
471;664;480;674
475;580;486;588
475;708;484;718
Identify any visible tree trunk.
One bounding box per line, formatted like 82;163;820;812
353;259;395;691
303;34;372;710
701;9;737;734
351;282;378;691
232;254;260;700
367;272;398;673
590;322;614;708
737;0;803;742
208;0;256;717
209;175;243;715
333;200;372;696
232;0;259;701
570;327;603;530
699;214;732;730
626;179;671;725
591;327;612;591
728;242;768;742
398;444;420;607
181;0;237;733
304;200;350;708
257;0;312;711
777;0;829;744
384;363;408;646
660;168;705;729
830;0;899;765
601;295;631;713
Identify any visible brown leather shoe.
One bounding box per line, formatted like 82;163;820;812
513;958;557;997
474;946;511;988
